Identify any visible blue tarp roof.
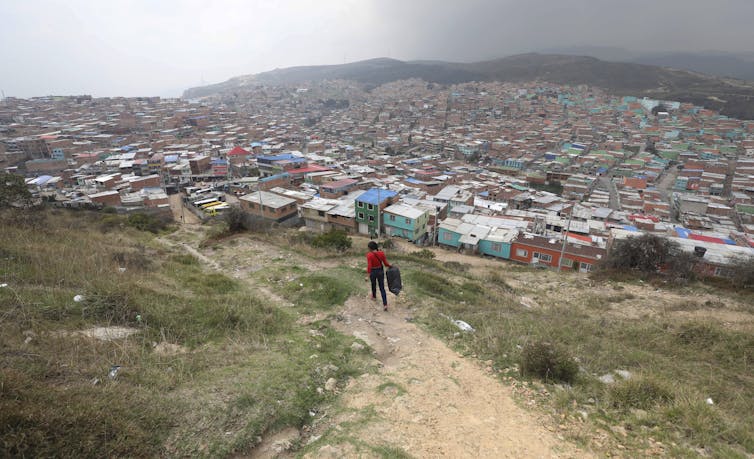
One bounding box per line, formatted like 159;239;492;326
404;178;424;184
675;227;691;238
257;153;300;161
355;188;398;205
622;225;639;231
164;154;179;162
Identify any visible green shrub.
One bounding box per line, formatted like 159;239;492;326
380;238;395;249
224;205;247;233
310;229;352;252
126;213;170;234
601;233;676;273
411;249;436;259
608;377;674;410
519;341;579;384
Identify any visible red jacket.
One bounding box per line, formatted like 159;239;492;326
366;250;391;273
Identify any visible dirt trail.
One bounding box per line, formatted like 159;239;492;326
166;229;590;458
316;294;588;458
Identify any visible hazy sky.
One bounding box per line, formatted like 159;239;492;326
2;0;753;98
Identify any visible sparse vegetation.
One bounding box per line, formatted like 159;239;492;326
310;229;353;252
519;341;579;384
0;209;369;457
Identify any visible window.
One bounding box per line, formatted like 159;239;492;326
516;248;528;257
533;252;552;263
357;202;363;208
389;214;396;221
580;262;592;272
561;258;574;268
368;215;374;222
367;204;374;210
442;232;452;241
358;212;364;219
491;242;502;252
405;218;411;225
318;210;325;217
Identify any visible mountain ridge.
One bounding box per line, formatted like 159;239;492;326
183;53;754;119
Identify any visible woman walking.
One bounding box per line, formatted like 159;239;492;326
365;241;392;311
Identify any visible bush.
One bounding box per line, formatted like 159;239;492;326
126;213;170;233
519;341;579;384
380;238;395;249
608;377;674;410
411;249;436;259
728;256;754;290
224;205;247;233
310;229;352;252
601;233;677;274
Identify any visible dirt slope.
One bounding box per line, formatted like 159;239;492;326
165;228;591;458
310;294;588;458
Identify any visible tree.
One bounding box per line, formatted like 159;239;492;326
225;205;248;233
0;172;33;208
602;233;677;274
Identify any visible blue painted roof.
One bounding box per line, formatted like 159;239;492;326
355;188;398;205
404;178;424;184
164;155;179;162
622;225;639;231
257;153;300;161
675;227;691;238
210;158;228;165
260;172;290;182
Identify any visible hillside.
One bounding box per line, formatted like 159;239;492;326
183;53;754;119
2;208;753;457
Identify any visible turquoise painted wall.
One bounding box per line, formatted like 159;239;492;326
437;227;462;248
479;240;511;259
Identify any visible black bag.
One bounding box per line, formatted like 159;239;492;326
386;266;402;296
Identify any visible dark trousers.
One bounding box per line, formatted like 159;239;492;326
370;267;387;306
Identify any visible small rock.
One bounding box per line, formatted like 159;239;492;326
578;410;588;421
73;294;84;302
316;387;324;394
316;444;340;458
706;397;714;405
91;377;101;385
599;373;615;384
350;342;365;351
324;378;337;391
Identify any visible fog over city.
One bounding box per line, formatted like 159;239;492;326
2;0;753;98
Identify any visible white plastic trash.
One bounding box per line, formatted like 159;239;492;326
453;320;475;333
706;398;714;405
73;294;84;302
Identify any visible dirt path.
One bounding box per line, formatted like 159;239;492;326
309;294;588;458
161;230;590;458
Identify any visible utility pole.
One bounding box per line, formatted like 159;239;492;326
558;204;575;272
376;187;381;238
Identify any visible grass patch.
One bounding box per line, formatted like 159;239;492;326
403;252;754;456
607;377;675;410
0;209;369;457
377;381;407;397
280;268;360;311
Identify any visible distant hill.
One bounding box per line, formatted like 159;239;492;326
544;46;754;82
183;53;754;119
